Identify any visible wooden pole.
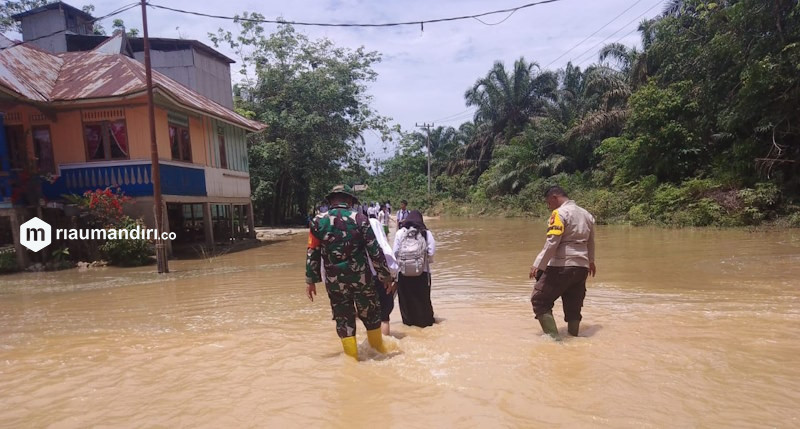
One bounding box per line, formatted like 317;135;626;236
141;0;168;273
415;122;434;198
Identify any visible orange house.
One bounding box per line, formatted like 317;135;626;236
0;35;266;256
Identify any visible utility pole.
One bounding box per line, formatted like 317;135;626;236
415;122;434;198
141;0;168;274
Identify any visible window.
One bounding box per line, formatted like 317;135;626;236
169;124;192;162
5;125;26;169
84;120;128;161
32;126;55;174
218;135;227;169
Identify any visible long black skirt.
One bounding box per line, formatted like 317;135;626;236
397;272;434;327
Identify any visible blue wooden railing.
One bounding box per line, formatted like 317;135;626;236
41;162;207;200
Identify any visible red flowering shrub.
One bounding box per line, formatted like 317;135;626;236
81;187;131;227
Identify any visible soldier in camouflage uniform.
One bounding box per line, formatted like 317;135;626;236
306;185;394;360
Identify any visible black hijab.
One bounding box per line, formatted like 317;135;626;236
404;210;427;231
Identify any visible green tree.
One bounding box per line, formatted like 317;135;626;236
0;0;47;33
210;19;390;224
462;58;558;172
111;18;139;37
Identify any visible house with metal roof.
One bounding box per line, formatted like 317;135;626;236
11;1;237;109
0;34;266;268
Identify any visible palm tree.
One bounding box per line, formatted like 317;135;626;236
413;126;461;176
465;58;558;138
461;57;558;174
566;18;657;142
484;123;569;196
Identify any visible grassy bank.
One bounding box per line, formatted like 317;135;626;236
425;176;800;228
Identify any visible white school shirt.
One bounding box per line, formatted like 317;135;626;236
396;209;409;224
393;227;436;273
367;218;398;277
378;210;389;226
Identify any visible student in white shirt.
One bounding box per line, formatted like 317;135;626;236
393;210;436;327
367;216;399;335
377;205;391;236
396;199;409;227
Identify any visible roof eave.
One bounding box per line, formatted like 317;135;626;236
152;87;264;132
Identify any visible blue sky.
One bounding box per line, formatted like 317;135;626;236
55;0;666;157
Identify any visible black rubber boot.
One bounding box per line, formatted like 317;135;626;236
538;312;561;341
568;320;580;337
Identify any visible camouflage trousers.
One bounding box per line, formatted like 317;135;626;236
325;274;382;338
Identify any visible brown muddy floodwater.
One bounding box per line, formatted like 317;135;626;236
1;218;799;428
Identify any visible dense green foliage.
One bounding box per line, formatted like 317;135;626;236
98;217;153;267
368;0;800;226
0;249;18;274
210;20;390;225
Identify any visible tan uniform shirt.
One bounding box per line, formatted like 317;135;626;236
533;200;595;270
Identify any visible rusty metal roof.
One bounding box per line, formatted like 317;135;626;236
0;44;62;102
0;40;265;131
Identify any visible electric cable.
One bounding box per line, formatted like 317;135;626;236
567;0;664;66
543;0;644;69
146;0;565;28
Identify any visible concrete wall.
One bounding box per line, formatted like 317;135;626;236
20;9;67;53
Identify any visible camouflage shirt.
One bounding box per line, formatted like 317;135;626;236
305;203;392;284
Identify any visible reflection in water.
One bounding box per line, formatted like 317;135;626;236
1;219;799;427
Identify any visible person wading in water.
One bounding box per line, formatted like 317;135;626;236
393;210;437;327
305;185;393;360
529;186;596;340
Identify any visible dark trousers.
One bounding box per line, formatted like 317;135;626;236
397;272;435;327
531;266;588;322
372;276;396;322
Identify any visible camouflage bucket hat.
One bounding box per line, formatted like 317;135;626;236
326;184;359;203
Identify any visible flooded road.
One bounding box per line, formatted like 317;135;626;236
1;218;799;428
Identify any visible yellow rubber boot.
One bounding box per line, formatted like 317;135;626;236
367;328;388;354
341;336;358;360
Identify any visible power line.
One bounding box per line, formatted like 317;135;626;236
576;25;641;68
147;0;565;28
543;0;645;69
473;9;520;26
435;112;476;124
0;2;141;51
430;107;477;123
568;0;665;66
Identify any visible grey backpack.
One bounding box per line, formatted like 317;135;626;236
397;227;427;277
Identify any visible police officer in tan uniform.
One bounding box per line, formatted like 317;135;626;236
529;186;596;340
